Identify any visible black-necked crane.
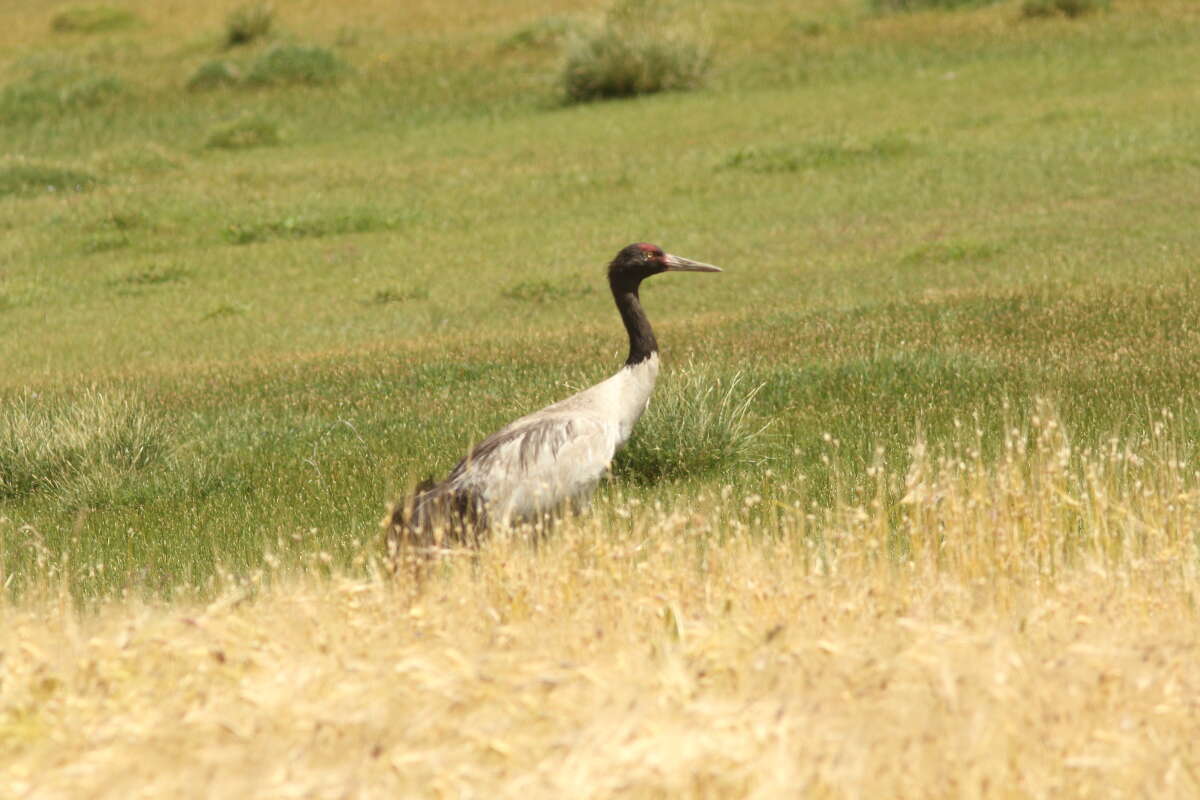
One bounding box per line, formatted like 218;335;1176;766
385;242;720;555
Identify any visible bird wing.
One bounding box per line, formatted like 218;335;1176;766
446;413;618;522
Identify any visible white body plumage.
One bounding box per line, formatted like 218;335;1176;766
444;354;659;525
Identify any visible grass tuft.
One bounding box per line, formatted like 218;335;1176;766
112;265;190;287
81;234;131;254
1021;0;1110;18
226;2;275;47
791;19;828;37
101;208;153;231
614;368;769;485
868;0;1001;12
722;135;917;173
61;75;129;108
50;5;140;34
246;44;348;87
0;160;99;197
1;74;129;121
204;115;281;149
898;240;1005;266
563;0;711;102
371;287;429;304
222;209;407;244
0;388;172;507
186;60;242;91
202;303;247;320
0;83;60;122
501;279;594;303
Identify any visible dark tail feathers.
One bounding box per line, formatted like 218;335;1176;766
383;478;487;563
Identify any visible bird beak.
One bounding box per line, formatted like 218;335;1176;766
661;253;722;273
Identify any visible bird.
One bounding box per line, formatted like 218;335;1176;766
384;242;721;558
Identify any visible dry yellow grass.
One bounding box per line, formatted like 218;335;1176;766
3;417;1199;797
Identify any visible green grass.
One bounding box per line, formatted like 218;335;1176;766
204;114;281;149
186;60;243;91
501;279;595;303
721;135;919;173
0;161;99;196
50;4;140;34
245;44;348;86
2;0;1200;599
220;208;413;244
110;264;190;287
0;72;131;122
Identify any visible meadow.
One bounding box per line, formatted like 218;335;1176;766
2;0;1200;795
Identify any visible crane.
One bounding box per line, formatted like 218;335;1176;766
385;242;721;557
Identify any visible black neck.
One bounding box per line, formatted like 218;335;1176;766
611;277;658;366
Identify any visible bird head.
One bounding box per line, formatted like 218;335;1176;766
608;243;721;289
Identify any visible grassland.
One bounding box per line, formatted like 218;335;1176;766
2;0;1200;794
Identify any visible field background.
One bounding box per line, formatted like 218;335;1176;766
2;0;1200;795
